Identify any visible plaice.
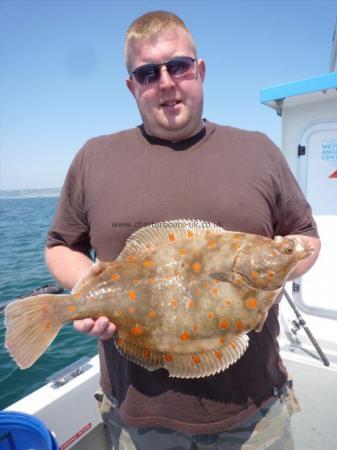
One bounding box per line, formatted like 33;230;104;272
4;219;312;378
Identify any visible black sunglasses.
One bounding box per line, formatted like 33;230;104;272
130;56;196;86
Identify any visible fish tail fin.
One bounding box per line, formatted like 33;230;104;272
4;293;70;369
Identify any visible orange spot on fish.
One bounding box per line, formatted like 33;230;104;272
208;239;217;249
208;312;215;320
214;350;222;360
194;288;202;296
128;306;136;314
127;255;136;262
170;298;178;309
128;290;137;301
236;320;244;331
245;297;257;310
168;232;176;242
67;305;77;313
192;355;201;364
174;270;182;278
180;331;190;341
219;337;226;345
267;271;274;279
231;341;237;349
211;287;218;296
192;262;202;273
131;325;143;336
111;273;120;281
203;282;209;289
74;292;81;299
165;354;174;363
148;309;157;319
187;230;194;238
44;321;51;331
179;248;187;256
187;299;195;308
251;271;258;280
164;274;171;280
225;298;232;306
233;277;241;286
116;337;124;346
143;348;151;359
219;319;228;330
143;260;154;269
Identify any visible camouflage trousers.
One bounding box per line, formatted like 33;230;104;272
97;384;300;450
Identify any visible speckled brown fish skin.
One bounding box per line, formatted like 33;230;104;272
4;220;312;377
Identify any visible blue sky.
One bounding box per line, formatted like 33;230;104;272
1;0;336;189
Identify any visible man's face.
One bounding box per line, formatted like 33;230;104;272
126;28;206;141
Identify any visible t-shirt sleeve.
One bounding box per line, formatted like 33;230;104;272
46;148;91;255
273;146;319;238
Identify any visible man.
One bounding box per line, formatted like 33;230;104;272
45;10;320;450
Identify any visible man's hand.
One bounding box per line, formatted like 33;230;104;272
73;316;116;340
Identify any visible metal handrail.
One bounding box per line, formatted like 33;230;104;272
283;289;330;367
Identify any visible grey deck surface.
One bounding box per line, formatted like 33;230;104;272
282;349;337;450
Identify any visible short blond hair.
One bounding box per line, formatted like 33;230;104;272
125;11;197;73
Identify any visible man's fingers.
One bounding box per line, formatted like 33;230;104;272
89;316;110;337
73;318;95;334
100;322;117;340
73;316;116;339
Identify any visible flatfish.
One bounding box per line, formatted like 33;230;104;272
4;220;311;378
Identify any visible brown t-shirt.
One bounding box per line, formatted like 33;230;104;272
47;121;318;434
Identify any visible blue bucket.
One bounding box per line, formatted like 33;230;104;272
0;411;59;450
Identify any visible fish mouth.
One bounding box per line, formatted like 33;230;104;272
275;235;313;260
294;237;314;260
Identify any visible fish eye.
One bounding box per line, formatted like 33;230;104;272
282;241;294;254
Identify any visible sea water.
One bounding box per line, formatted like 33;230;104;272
0;196;97;409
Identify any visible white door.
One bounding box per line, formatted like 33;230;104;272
295;121;337;318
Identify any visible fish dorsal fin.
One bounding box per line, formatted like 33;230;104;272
117;219;225;260
113;332;163;372
163;334;249;378
114;332;249;378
